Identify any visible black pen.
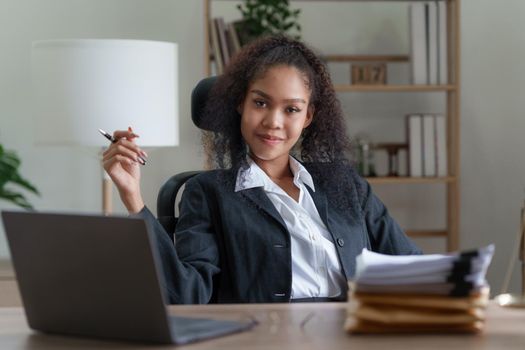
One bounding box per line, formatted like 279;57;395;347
98;128;146;165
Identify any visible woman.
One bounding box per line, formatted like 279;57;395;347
102;35;420;304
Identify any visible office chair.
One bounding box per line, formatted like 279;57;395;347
156;76;218;241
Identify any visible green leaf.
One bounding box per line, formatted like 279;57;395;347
0;143;39;208
237;0;302;38
0;188;33;209
10;173;40;195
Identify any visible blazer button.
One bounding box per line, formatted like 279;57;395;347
337;238;345;247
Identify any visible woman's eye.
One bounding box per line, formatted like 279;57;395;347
254;100;266;108
286;107;301;113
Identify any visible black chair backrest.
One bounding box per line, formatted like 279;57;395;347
190;76;218;131
156;76;218;240
156;171;203;239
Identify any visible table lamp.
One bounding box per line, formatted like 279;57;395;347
31;39;179;214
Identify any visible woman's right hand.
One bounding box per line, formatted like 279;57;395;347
102;128;148;214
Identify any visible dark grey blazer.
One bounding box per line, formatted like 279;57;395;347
138;165;421;304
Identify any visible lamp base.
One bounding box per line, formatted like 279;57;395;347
494;293;525;308
102;162;113;215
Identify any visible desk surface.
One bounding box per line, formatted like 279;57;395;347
0;260;14;279
0;302;524;349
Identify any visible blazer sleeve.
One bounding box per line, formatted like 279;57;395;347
135;177;220;304
356;176;422;255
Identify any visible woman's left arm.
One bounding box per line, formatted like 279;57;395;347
357;177;422;255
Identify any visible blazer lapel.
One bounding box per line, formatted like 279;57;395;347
240;187;288;231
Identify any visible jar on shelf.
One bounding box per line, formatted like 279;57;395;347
351;133;377;177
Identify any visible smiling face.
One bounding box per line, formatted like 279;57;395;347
240;65;313;169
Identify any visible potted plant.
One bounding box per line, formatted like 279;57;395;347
236;0;302;45
0;144;39;209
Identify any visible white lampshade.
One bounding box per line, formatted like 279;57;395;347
31;39;178;147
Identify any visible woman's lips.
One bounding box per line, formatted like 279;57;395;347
257;134;284;145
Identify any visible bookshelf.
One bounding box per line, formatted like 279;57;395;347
203;0;461;252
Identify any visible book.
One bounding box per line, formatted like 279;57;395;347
409;3;428;84
209;18;223;74
346;318;485;334
407;115;423;177
351;291;489;311
437;0;448;84
351;302;485;324
422;114;436;177
232;20;253;47
435;114;448;177
215;18;230;67
427;2;438;85
227;22;242;57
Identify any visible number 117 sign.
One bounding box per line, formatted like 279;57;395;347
351;63;387;85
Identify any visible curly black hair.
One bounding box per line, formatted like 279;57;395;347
202;35;360;210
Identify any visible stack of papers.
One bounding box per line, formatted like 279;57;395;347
345;245;494;334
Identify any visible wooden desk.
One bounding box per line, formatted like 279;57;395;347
0;260;21;307
0;302;523;349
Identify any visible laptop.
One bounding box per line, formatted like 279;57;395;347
1;210;256;344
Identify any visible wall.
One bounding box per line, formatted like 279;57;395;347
0;0;523;294
461;0;525;295
0;0;206;256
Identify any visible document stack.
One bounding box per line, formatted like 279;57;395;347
345;245;494;334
